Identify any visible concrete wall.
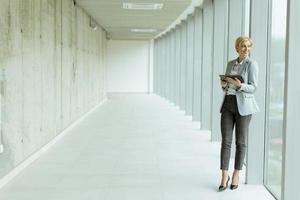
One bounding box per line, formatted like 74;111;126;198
0;0;107;178
106;40;150;93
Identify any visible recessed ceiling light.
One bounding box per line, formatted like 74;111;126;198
131;28;158;33
123;3;164;10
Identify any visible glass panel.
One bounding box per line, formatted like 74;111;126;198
265;0;287;198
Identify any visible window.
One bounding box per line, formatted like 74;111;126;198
265;0;287;198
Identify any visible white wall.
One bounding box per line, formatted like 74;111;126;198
149;40;154;93
107;40;150;93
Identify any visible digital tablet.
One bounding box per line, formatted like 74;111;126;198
219;75;244;83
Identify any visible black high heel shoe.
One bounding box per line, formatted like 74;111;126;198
230;184;238;190
230;177;239;190
218;176;230;191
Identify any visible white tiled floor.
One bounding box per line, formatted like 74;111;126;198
0;94;275;200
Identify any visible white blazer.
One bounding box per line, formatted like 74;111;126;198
220;57;260;116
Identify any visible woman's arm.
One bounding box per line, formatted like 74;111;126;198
238;60;259;93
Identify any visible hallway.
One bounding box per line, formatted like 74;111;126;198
0;94;274;200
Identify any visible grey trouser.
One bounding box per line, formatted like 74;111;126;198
220;95;252;170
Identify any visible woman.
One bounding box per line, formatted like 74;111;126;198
218;36;259;191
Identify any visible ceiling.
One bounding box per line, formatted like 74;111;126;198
75;0;192;40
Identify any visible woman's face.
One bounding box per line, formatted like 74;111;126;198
237;40;252;58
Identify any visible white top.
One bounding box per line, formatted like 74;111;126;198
226;58;245;95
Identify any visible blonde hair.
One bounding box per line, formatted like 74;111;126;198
235;36;253;51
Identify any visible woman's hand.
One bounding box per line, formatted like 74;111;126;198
220;80;228;89
225;77;241;89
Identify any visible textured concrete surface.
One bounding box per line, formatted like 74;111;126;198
0;0;107;178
